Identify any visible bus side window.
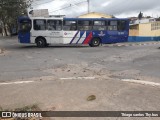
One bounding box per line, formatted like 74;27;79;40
63;20;77;31
47;20;62;31
93;21;106;30
108;21;118;31
118;21;126;31
34;19;46;30
78;20;92;31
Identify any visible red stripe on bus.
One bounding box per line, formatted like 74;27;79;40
83;32;93;44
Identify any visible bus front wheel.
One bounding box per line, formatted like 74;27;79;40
89;38;100;47
36;37;46;48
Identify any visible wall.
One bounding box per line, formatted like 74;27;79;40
139;23;160;36
129;24;139;36
129;21;160;42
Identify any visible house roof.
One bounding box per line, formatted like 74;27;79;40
78;12;113;18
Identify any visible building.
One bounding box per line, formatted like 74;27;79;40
78;12;114;18
130;18;156;25
28;9;49;17
129;21;160;42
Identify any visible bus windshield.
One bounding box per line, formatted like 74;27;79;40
19;20;31;33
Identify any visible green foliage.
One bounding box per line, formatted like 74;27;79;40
14;104;40;111
0;0;29;35
0;106;3;111
138;11;143;20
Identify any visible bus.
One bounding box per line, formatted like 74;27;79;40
18;16;129;47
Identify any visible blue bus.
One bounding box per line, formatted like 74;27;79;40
18;16;129;47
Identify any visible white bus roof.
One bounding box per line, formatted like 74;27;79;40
30;17;63;20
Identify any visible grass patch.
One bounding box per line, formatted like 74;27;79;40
0;48;5;54
15;104;40;111
0;104;40;111
0;104;41;120
87;95;96;101
0;106;3;111
0;49;2;54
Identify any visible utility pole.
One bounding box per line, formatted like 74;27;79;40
87;0;90;13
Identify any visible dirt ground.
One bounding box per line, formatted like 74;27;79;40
1;37;160;120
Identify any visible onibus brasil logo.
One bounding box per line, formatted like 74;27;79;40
1;112;42;118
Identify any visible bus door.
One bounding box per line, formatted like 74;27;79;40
117;20;129;43
107;20;128;43
18;19;31;43
107;20;119;43
47;20;63;44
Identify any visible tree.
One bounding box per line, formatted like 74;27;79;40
0;0;29;36
138;11;143;20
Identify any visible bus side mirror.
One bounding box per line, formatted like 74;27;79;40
29;10;33;14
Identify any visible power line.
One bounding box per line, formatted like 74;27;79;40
31;0;65;7
32;0;85;12
59;0;85;10
49;0;86;12
33;0;87;17
49;0;87;13
31;0;53;6
28;0;88;17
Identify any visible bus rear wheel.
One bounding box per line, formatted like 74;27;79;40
89;38;100;47
36;37;46;48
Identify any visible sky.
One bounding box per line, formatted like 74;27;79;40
32;0;160;18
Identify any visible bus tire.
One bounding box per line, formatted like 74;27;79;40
36;37;46;48
45;43;49;47
89;38;100;47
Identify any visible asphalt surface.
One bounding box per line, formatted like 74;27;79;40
0;36;160;120
0;36;160;81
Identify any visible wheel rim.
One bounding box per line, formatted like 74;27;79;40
36;38;46;47
94;39;100;46
38;41;42;46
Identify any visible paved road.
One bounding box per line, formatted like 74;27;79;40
0;36;160;81
0;36;160;120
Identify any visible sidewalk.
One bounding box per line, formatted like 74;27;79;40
103;41;160;47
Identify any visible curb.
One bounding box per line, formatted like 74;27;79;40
104;42;160;47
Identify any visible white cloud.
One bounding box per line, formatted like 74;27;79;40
101;1;111;7
33;0;160;18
